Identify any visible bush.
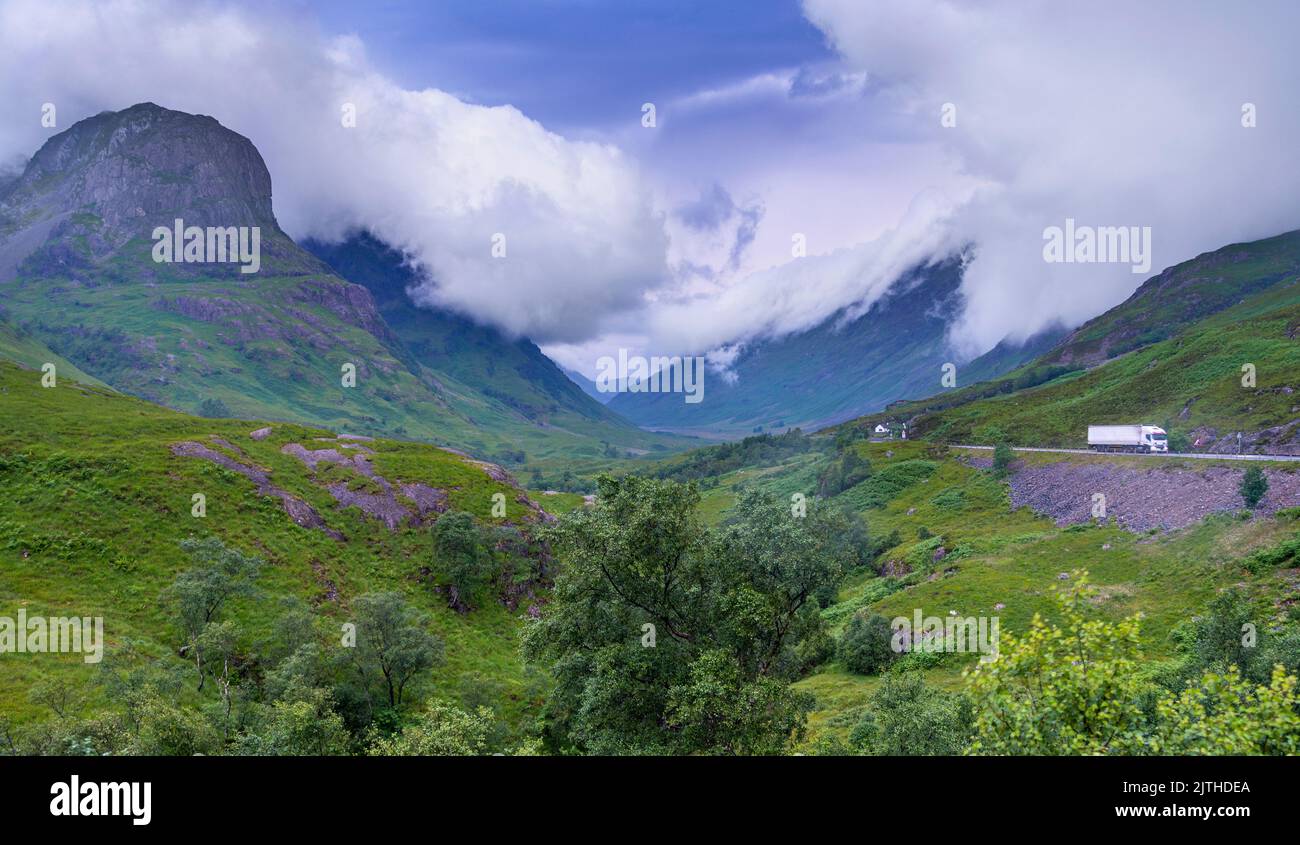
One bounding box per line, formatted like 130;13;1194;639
992;442;1014;477
431;512;495;610
196;397;231;418
1243;534;1300;574
850;672;974;755
1240;466;1268;509
839;612;897;675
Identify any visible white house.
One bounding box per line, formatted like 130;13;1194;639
874;424;890;435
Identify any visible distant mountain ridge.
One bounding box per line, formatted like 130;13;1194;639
837;228;1300;455
608;257;1054;438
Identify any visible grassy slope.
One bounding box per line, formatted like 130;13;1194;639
0;316;104;387
695;439;1300;744
0;359;546;725
844;240;1300;450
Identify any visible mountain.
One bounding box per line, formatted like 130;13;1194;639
841;229;1300;454
0;103;683;465
564;367;613;404
608;257;1050;438
301;232;653;443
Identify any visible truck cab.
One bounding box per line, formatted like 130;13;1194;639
1141;425;1169;452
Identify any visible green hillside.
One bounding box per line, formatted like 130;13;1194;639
675;435;1300;747
0;103;690;471
847;230;1300;454
0;359;550;747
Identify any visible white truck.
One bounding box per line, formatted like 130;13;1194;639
1087;424;1168;453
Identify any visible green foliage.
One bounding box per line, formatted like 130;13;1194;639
838;612;896;675
966;572;1148;755
522;476;847;754
196;397;232;418
1242;532;1300;574
991;442;1014;478
1146;666;1300;755
431;511;495;610
849;672;974;755
653;429;812;483
366;700;493;755
342;592;445;710
967;572;1300;755
237;686;351;756
837;459;937;509
817;447;873;497
163;537;262;691
1240;465;1268;509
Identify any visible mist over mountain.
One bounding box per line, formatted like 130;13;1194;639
0;103;677;462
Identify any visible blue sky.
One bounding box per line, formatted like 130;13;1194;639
303;0;833;133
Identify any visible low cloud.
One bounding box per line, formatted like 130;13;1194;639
0;0;669;344
803;0;1300;355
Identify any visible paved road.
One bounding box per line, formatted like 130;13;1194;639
954;445;1300;463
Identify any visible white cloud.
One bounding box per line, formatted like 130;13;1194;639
0;0;668;344
803;0;1300;355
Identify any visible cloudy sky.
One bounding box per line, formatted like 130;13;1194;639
2;0;1298;373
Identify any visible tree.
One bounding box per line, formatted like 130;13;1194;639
850;671;974;755
992;442;1015;478
238;686;351;756
163;537;261;689
838;612;896;675
196;397;231;418
431;512;495;610
345;592;444;710
966;571;1149;755
27;677;86;721
1240;465;1268;509
1146;665;1300;755
522;477;844;755
366;700;493;755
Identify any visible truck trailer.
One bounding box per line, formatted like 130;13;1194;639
1087;424;1168;453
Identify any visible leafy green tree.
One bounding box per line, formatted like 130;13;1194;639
431;511;495;610
367;700;493;755
1146;665;1300;755
665;650;811;755
838;612;896;675
1240;465;1268;508
164;537;261;689
196;397;231;418
522;477;844;755
966;572;1148;755
344;592;444;711
238;686;351;756
850;671;974;755
969;572;1300;755
27;677;86;721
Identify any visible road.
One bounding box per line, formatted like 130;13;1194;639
953;445;1300;463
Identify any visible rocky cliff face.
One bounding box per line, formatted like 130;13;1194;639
0;102;314;280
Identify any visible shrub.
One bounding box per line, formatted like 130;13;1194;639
839;612;897;675
992;442;1014;478
1240;466;1268;509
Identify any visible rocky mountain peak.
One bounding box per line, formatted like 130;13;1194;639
0;102;308;279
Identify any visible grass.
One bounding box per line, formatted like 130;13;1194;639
0;360;546;727
688;437;1300;748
